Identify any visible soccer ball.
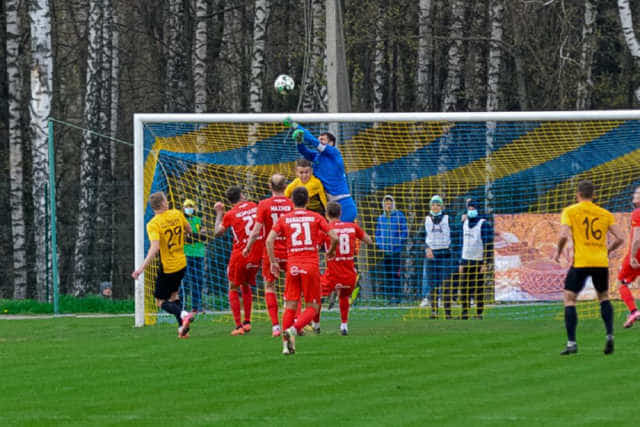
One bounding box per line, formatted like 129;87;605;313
274;74;295;95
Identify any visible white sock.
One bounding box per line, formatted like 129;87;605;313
181;310;189;319
567;340;576;347
273;324;281;332
341;322;348;330
312;321;319;329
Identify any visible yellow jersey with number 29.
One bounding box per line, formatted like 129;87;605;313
561;201;615;268
146;209;189;273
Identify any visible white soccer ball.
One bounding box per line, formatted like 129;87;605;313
274;74;295;95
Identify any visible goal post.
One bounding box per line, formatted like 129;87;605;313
134;111;640;327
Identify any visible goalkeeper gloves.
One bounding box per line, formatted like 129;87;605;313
292;129;304;143
283;116;298;129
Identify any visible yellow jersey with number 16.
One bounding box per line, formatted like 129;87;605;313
146;209;189;273
561;201;615;268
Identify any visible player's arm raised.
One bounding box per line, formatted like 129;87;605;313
213;201;226;237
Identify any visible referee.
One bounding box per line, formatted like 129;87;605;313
554;180;623;355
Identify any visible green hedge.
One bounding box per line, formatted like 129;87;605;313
0;295;134;315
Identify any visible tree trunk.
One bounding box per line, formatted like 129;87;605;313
442;0;464;112
248;0;270;113
373;2;385;112
417;0;433;111
165;0;188;112
576;0;596;110
29;0;53;301
302;0;327;112
486;0;503;112
7;0;27;299
193;0;208;113
467;0;486;111
617;0;640;103
73;0;103;296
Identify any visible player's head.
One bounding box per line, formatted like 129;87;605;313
149;191;168;212
226;185;244;204
326;201;342;220
269;173;287;194
430;195;444;215
633;186;640;208
382;194;395;212
295;158;313;184
183;199;196;216
291;186;309;208
319;132;336;147
577;180;595;201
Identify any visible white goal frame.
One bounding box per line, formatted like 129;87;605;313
133;110;640;327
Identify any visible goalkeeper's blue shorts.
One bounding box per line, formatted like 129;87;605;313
338;196;357;222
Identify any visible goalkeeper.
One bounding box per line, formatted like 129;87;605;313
284;118;357;222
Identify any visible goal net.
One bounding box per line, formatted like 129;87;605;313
134;112;640;326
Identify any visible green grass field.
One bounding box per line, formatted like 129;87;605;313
2;313;639;426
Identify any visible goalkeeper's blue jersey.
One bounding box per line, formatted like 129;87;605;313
296;125;350;196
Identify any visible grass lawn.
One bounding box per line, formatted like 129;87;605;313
1;313;639;426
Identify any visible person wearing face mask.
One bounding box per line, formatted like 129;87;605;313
182;199;208;313
283;117;357;222
420;195;452;318
458;199;492;319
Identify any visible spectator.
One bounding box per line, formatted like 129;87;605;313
458;199;492;319
375;195;408;304
421;195;452;319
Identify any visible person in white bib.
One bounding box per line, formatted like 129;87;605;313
420;195;452;318
459;199;492;319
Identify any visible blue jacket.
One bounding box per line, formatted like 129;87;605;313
375;209;408;254
295;125;350;196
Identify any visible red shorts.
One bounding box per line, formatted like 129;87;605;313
320;270;357;297
227;251;260;286
618;256;640;285
262;252;287;283
284;261;321;305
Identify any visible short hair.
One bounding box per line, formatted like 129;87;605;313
320;132;336;145
226;185;243;204
291;186;309;208
326;201;342;219
295;158;313;168
577;180;595;199
149;192;167;210
270;174;287;192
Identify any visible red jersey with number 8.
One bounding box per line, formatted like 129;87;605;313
272;208;330;263
324;220;365;279
222;201;263;261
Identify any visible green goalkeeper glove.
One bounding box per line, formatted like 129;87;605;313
283;116;298;129
292;129;304;143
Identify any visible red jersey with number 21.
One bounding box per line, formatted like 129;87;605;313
222;201;263;260
325;221;365;279
272;208;330;263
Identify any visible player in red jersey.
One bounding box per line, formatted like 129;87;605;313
618;186;640;328
319;201;373;335
214;185;264;336
266;187;338;355
243;174;294;337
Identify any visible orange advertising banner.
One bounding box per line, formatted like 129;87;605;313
494;213;631;301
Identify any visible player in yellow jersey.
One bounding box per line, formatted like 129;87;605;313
285;158;328;215
132;191;195;338
554;181;623;355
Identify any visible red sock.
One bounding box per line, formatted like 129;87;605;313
282;307;296;331
229;289;242;327
294;306;317;332
313;304;321;323
241;285;252;323
339;295;350;323
295;300;302;320
265;291;279;326
619;284;637;312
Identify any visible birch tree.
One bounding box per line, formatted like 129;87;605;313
617;0;640;103
442;0;464;112
486;0;503;112
73;0;103;295
416;0;433;111
576;0;597;109
29;0;53;301
248;0;270;113
165;0;188;112
7;0;27;298
193;0;208;113
302;0;327;112
467;0;486;111
373;2;385;113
